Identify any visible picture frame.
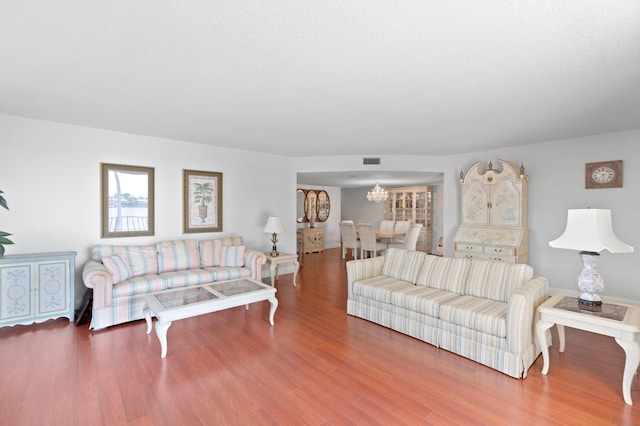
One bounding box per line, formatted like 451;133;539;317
101;163;155;238
183;170;223;233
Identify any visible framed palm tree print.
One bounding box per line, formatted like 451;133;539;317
183;170;223;233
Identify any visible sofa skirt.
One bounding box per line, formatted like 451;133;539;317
347;298;539;379
347;298;439;346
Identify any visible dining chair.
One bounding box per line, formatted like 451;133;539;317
391;220;411;244
379;220;395;232
389;223;423;251
358;223;387;259
340;221;360;259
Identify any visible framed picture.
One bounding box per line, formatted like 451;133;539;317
183;170;223;233
101;163;155;238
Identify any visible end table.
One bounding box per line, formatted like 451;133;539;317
536;293;640;405
264;252;299;287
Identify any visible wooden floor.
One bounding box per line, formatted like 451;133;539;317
1;248;639;425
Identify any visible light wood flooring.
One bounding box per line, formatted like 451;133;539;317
1;248;639;425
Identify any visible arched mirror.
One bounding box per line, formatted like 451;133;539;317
317;190;330;222
304;190;317;223
296;189;306;223
297;188;331;224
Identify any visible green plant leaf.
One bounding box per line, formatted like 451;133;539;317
0;237;14;245
0;196;7;210
0;231;12;237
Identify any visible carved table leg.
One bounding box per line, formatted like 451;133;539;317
536;319;554;375
292;260;300;287
268;297;279;325
155;320;172;358
557;324;566;353
143;307;152;335
615;337;640;405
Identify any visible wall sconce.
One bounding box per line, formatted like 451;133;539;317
263;216;284;257
549;209;633;305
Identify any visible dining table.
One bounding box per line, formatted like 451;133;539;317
374;230;405;244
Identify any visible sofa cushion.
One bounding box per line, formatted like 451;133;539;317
464;259;533;303
381;248;426;284
160;269;216;288
92;244;158;278
112;274;167;298
438;295;508;338
157;240;200;273
389;286;462;317
352;275;416;304
219;245;245;267
415;255;470;293
199;239;223;268
102;255;132;284
205;266;252;281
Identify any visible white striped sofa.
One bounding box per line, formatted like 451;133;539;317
82;236;266;330
346;248;549;378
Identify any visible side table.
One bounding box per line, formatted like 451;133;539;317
536;293;640;405
264;252;299;287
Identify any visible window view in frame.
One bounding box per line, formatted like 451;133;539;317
101;163;155;238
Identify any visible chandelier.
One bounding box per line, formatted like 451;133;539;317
367;182;388;203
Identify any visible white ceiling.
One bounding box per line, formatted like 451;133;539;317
1;1;639;158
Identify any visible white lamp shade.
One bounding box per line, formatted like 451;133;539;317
263;216;284;234
549;209;633;253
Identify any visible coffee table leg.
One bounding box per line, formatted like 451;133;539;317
268;297;278;325
143;307;152;334
155;320;172;358
536;319;554;375
615;337;640;405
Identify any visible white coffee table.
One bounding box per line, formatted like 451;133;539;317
143;278;278;358
536;293;640;405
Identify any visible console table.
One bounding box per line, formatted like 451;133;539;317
536;293;640;405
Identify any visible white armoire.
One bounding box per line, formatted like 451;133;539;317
453;160;528;264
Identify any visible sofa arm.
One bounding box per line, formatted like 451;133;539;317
244;249;267;281
506;276;549;355
346;256;385;300
82;260;114;310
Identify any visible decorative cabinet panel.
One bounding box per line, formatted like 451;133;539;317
298;228;324;254
0;251;76;328
384;186;433;253
454;160;528;263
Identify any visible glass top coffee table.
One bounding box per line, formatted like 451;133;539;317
143;278;278;358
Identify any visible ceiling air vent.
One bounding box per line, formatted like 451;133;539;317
363;157;381;165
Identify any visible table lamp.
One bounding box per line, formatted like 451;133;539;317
549;209;633;305
263;216;284;257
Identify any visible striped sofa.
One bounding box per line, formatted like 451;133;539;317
82;236;266;330
346;248;549;378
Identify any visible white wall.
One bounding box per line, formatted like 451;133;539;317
341;187;385;227
0;114;297;305
3;113;639;305
297;131;640;304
